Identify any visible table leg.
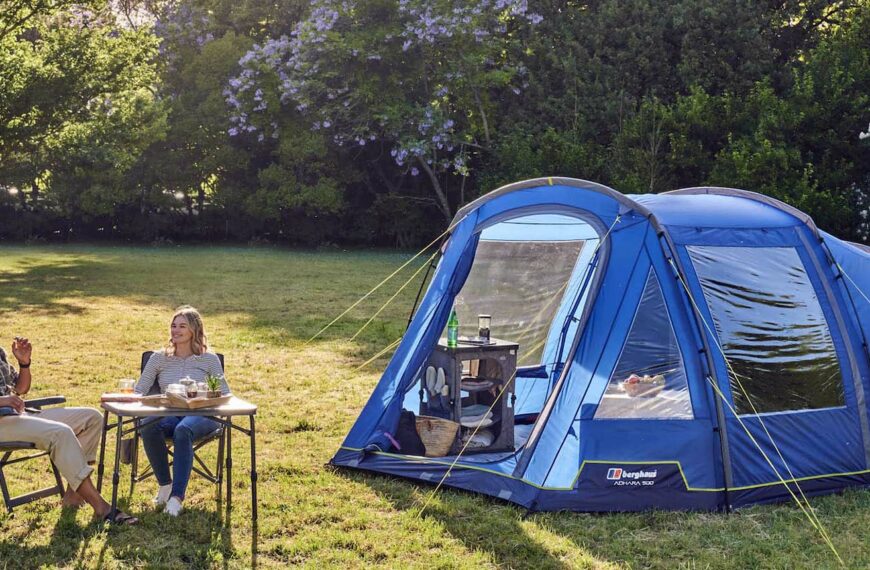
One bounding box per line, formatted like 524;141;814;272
130;418;139;495
216;419;225;509
97;410;109;493
110;414;123;518
226;417;233;518
250;415;257;523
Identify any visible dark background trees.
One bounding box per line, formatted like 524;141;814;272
1;0;868;245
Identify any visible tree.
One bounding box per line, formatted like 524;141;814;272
0;1;165;234
225;0;542;223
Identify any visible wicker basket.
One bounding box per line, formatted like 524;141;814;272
416;415;459;457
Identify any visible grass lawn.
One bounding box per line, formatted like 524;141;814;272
0;244;867;569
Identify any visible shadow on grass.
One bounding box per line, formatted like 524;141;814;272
0;255;118;317
0;246;421;349
0;507;115;569
0;502;246;568
350;470;583;569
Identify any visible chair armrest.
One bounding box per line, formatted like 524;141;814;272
24;396;66;409
0;441;37;450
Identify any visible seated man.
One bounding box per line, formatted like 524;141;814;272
0;336;136;524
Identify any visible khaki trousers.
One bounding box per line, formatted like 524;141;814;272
0;407;103;491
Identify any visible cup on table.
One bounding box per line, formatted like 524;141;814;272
118;378;136;394
166;383;186;397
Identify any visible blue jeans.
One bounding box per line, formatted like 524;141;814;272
140;415;220;500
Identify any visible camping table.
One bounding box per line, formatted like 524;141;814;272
97;396;258;522
427;338;519;453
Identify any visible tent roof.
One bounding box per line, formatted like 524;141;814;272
632;192;802;229
452;179;818;234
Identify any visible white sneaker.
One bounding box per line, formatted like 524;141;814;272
153;484;172;507
165;496;183;517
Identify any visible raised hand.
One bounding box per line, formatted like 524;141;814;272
11;336;32;365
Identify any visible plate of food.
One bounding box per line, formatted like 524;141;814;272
622;374;665;398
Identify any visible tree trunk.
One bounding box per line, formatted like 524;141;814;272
418;157;452;225
29;178;39;211
473;88;492;147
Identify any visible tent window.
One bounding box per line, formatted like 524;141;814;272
595;269;693;419
687;246;845;414
454;214;594;367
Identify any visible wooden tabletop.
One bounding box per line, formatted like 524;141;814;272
101;395;257;417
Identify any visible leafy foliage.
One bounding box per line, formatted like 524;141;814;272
0;0;868;244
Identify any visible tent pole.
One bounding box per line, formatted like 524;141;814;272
407;249;439;330
709;374;733;514
552;248;602;380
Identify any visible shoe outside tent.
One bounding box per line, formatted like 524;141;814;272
330;177;870;512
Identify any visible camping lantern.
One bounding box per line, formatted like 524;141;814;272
478;314;491;340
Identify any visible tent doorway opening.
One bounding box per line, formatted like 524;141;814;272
402;212;602;456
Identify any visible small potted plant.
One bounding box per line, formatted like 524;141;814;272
204;373;223;398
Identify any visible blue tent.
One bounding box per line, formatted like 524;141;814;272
331;178;870;511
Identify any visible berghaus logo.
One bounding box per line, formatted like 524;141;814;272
607;467;658;480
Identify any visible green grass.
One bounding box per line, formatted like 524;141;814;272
0;244;867;569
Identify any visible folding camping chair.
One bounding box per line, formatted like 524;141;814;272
0;396;68;513
127;352;226;494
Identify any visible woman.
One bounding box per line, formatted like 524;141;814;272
134;306;230;516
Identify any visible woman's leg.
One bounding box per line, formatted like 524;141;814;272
139;416;181;487
169;416;221;500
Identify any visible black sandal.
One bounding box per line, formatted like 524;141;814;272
103;509;139;525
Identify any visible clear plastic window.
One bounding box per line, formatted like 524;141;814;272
687;246;845;414
453;214;594;366
595;270;693;419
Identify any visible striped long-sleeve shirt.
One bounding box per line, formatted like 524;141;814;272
134;350;230;396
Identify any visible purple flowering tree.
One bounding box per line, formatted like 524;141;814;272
225;0;541;223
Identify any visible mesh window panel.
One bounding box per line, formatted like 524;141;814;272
454;239;585;366
595;269;693;419
687;246;845;414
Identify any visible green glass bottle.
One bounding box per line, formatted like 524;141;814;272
447;308;459;348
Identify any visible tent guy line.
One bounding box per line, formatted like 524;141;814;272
306;223;456;345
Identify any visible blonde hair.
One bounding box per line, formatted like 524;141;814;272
165;305;208;356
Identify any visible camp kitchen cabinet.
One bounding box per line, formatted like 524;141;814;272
423;338;518;454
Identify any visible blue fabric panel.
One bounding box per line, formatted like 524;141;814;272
666;225;801;247
330;448;538;508
513;366;551;414
729;472;870;508
521;221;652;488
514;374;550;416
578;420;721;490
794;239;861;406
823;232;870;356
632;193;800;228
726;408;864;487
